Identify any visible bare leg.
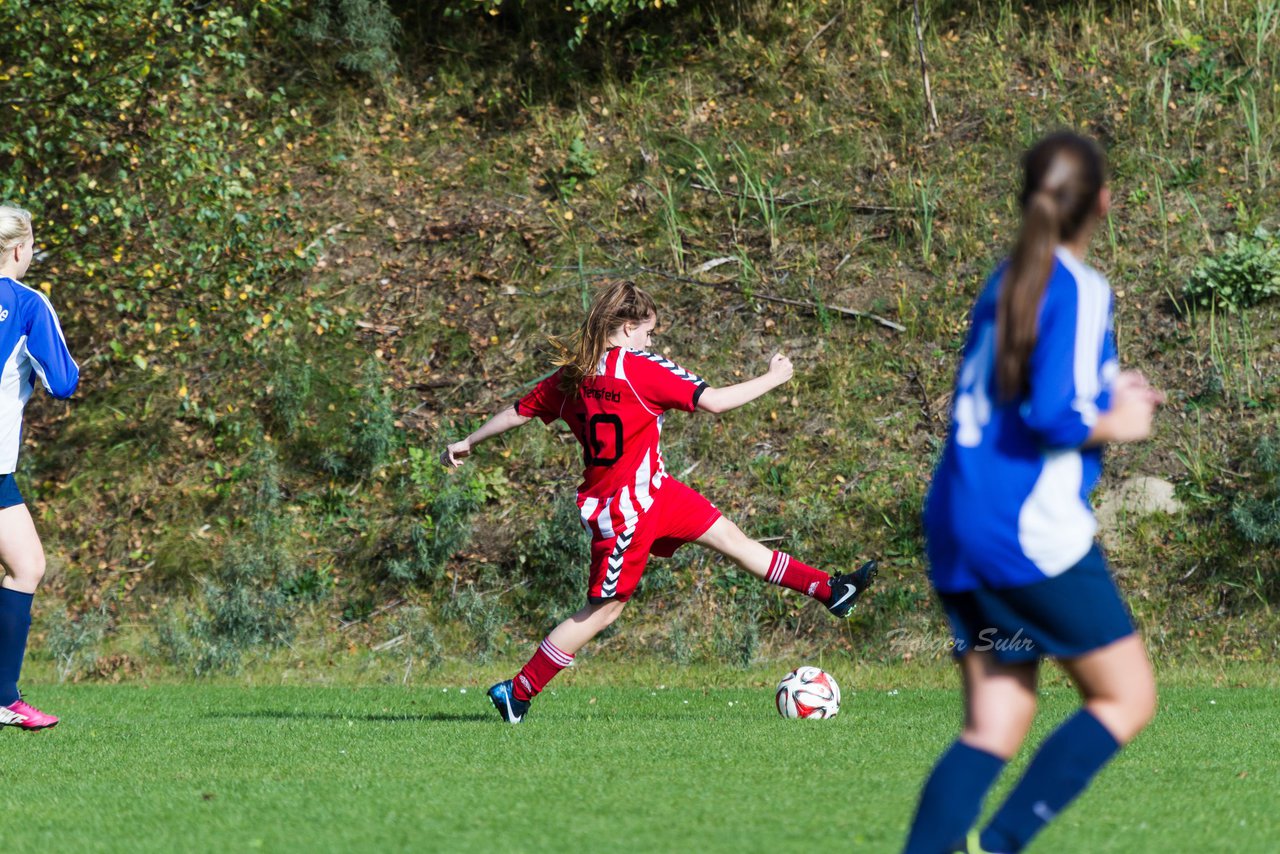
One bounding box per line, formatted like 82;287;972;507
0;504;47;594
959;651;1039;759
544;599;627;656
692;516;773;579
1058;634;1157;743
0;504;47;712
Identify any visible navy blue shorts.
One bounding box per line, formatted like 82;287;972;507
938;545;1135;664
0;473;22;509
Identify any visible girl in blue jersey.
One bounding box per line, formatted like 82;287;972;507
902;134;1164;854
0;206;79;731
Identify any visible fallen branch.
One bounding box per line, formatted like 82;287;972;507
404;216;489;244
912;0;941;132
688;182;911;214
339;598;404;631
783;13;842;75
678;460;701;479
638;263;906;332
407;378;455;391
690;256;737;275
372;634;407;652
355;320;401;335
550;214;905;332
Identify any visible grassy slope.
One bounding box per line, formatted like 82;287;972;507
4;681;1277;852
307;1;1279;658
20;0;1280;673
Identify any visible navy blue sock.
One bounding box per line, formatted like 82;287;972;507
903;740;1006;854
981;709;1120;853
0;586;34;705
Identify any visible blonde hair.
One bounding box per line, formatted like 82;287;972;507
550;279;657;393
0;206;33;251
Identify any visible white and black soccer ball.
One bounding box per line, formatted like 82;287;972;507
775;666;841;719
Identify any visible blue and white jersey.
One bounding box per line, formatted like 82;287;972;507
924;247;1118;593
0;277;79;475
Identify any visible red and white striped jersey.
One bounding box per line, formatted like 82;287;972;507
516;347;707;537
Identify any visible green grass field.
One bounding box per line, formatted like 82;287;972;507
5;674;1275;852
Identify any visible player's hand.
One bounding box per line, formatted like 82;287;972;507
1113;370;1166;406
1106;370;1164;442
1113;370;1167;415
767;352;793;385
441;440;471;468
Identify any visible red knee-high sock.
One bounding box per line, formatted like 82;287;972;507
512;638;574;702
766;552;833;602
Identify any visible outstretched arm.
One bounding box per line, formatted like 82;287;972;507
696;353;793;415
1083;370;1165;447
441;405;531;467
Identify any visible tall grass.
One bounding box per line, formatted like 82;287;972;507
729;142;784;255
647;174;688;272
1249;0;1280;66
33;0;1280;670
1239;86;1272;189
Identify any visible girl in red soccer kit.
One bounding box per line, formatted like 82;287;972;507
442;280;877;723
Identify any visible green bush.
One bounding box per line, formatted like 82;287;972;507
370;446;493;586
666;616;696;665
548;136;602;198
1184;228;1280;311
44;604;112;683
1231;433;1280;546
349;359;399;477
441;586;505;662
514;494;590;623
1234;499;1280;546
279;565;336;603
153;444;305;674
299;0;401;78
0;0;318;401
295;356;400;480
151;613;197;668
377;606;443;672
262;352;314;435
711;610;760;668
377;519;437;585
190;546;296;674
442;0;678;48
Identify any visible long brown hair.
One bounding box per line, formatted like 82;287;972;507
551;279;657;393
997;132;1106;399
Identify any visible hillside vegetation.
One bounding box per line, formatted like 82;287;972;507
3;0;1278;683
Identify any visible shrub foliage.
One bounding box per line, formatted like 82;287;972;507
1184;229;1280;311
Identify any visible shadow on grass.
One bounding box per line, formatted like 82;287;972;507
205;710;491;723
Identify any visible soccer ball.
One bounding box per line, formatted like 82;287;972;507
775;666;841;719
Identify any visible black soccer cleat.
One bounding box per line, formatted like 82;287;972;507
826;560;878;618
487;679;530;724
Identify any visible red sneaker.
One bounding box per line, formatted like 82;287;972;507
0;698;59;730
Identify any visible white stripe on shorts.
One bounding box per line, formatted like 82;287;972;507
634;450;654;512
579;496;599;533
595;497;615;539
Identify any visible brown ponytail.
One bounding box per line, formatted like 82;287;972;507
550;279;657;393
996;132;1106;399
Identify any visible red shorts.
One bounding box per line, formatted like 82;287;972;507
585;478;721;603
